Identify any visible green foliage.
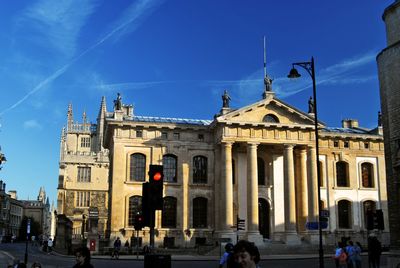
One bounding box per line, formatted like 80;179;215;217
19;216;41;239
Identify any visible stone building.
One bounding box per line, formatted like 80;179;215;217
377;0;400;264
21;187;51;238
57;78;388;248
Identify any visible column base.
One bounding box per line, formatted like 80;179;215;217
245;231;264;247
216;230;236;245
305;231;320;245
284;231;301;245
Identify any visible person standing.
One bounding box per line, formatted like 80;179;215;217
368;235;382;268
47;238;53;253
352;242;362;268
232;240;260;268
73;247;94;268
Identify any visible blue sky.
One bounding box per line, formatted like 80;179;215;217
0;0;393;203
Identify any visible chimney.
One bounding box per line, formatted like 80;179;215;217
342;119;359;128
8;190;17;199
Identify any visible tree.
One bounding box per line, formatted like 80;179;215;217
19;216;41;240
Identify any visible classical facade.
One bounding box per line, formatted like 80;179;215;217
57;79;388;248
377;0;400;253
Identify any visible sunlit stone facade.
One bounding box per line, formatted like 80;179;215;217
57;90;388;248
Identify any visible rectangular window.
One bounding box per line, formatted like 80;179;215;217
334;141;339;148
198;134;204;141
173;132;180;140
76;191;90;207
161;132;168;139
80;137;91;148
136;130;143;138
77;167;91;182
344;141;349;148
364;142;369;149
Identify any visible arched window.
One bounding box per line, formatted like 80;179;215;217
130;153;146;181
163;154;177;183
338;200;352;229
257;157;265;185
193;197;208;228
162;196;177;228
361;162;374;188
128;196;142;226
193;156;207;184
263;114;279;123
336;161;349;187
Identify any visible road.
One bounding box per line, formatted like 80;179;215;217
0;242;388;268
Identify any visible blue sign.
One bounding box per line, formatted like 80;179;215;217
306;221;328;230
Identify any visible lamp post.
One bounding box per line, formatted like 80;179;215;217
288;57;324;268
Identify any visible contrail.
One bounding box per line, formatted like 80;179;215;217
0;0;162;116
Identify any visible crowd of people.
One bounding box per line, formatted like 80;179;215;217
333;234;382;268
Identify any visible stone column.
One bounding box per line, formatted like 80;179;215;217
295;147;308;232
284;144;300;244
220;142;234;232
307;146;318;222
247;142;259;232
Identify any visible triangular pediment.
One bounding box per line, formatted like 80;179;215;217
215;95;323;127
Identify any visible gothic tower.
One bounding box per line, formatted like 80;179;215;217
377;0;400;251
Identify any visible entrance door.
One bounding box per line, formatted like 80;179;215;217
258;198;270;238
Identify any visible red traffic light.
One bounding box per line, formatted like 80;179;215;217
153;172;162;181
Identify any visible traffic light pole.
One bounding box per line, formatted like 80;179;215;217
149;208;155;251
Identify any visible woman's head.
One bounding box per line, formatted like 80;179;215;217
75;246;91;265
233;240;260;268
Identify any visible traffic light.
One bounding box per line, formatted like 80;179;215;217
149;165;164;210
134;214;144;230
376;209;384;230
366;209;374;230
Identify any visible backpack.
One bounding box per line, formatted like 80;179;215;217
339;251;347;264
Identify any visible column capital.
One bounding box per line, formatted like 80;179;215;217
284;144;295;150
247;142;259;147
221;141;234;146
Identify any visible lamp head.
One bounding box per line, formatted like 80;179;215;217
287;67;301;79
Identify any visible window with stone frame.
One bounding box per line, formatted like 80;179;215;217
193;156;207;184
80;137;91;148
162;196;177;228
130;153;146;182
361;162;374;188
163;154;177;183
77;166;91;182
193;197;207;228
338;200;352;229
76;191;90;207
128;195;142;226
257;157;265;185
336;161;349;187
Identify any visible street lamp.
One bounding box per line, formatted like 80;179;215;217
288;57;324;268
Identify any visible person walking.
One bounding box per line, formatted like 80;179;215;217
73;246;94;268
346;240;355;268
352;241;362;268
333;242;348;268
220;243;239;268
232;240;260;268
111;237;121;259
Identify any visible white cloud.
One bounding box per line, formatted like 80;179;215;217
23;0;97;57
23;119;42;129
1;0;164;116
